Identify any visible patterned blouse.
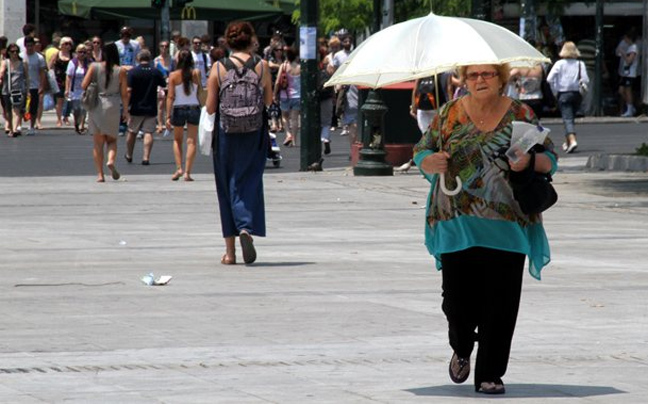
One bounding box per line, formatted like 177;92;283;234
413;97;558;279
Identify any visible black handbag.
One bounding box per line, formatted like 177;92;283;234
508;150;558;215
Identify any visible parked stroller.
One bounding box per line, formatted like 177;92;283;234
267;131;282;168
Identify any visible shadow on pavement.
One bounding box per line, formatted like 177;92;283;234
248;261;316;267
406;383;625;398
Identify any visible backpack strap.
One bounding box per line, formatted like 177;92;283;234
69;58;79;93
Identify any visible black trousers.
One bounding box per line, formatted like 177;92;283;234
441;247;525;389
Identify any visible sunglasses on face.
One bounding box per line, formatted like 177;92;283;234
93;41;101;45
8;50;18;54
77;51;86;54
193;42;201;45
465;71;499;81
160;45;169;48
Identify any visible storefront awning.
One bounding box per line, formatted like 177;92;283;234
58;0;283;21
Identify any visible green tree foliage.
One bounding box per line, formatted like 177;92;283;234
394;0;471;22
293;0;568;35
293;0;473;35
293;0;373;35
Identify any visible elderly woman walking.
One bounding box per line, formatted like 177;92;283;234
414;63;557;395
82;42;129;182
547;41;589;153
65;44;91;134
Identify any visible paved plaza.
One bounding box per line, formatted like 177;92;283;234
0;153;647;402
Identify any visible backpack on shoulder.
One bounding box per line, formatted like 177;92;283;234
218;55;264;134
416;76;437;110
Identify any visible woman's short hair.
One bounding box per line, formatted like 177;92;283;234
285;46;298;63
558;41;581;59
328;37;340;48
225;21;255;52
458;63;511;88
177;36;190;50
209;46;226;63
60;36;74;47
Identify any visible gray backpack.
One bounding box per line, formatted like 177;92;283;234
218;55;264;134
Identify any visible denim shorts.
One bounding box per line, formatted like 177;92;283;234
280;98;300;112
171;105;200;127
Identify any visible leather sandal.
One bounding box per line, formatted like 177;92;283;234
239;230;257;264
221;254;236;265
449;352;470;384
476;379;505;395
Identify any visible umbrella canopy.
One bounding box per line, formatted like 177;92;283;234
326;12;550;89
58;0;282;21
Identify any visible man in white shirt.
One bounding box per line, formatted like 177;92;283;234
115;26;141;136
616;28;640;117
191;36;211;88
115;26;141;67
21;37;46;136
16;24;36;55
330;35;357;144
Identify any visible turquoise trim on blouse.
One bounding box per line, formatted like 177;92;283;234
413;101;556;280
423;214;550;280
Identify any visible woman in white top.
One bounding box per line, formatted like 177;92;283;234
65;44;90;134
166;49;202;181
547;41;589;154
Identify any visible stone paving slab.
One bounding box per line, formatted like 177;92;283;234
0;168;647;403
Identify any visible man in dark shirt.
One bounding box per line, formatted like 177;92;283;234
124;50;166;165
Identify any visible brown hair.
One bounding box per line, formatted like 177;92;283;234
209;46;226;64
458;64;511;91
285;46;298;63
176;50;195;96
225;21;255;52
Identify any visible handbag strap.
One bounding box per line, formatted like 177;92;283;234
6;60;12;94
577;60;582;81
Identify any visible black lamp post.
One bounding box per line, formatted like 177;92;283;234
353;90;393;176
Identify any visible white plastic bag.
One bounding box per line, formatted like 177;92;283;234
47;70;60;94
43;93;55;111
198;106;215;156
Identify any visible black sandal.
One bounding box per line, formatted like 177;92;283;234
449;352;470;384
239;230;257;264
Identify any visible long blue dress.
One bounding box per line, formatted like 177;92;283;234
212;125;267;238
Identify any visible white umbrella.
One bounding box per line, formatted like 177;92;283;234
327;12;549;195
326;12;549;89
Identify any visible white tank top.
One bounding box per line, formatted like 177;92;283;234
174;82;199;106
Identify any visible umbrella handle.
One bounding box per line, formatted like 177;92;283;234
440;173;462;196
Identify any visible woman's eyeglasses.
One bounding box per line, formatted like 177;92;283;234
465;71;499;81
93;41;101;45
8;50;18;54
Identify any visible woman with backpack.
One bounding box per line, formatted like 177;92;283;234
65;44;90;134
206;21;273;266
166;50;202;182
